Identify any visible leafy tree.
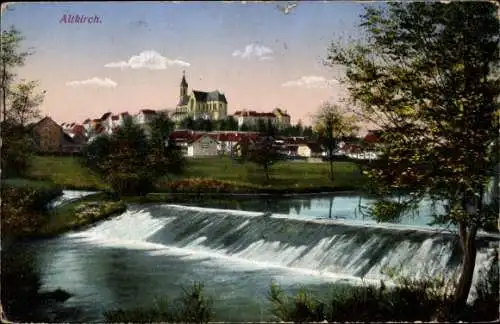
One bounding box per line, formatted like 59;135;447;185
82;135;111;171
97;118;154;195
313;102;358;181
244;125;283;182
1;26;30;120
150;113;185;177
225;116;239;131
7;80;43;126
180;116;195;130
0;27;44;178
327;1;499;311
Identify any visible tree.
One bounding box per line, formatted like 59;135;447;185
327;1;500;312
1;27;44;178
313;102;358;181
244;125;283;182
7;80;43;126
150;113;185;177
257;119;268;133
225;116;239;131
1;26;30;121
180;116;195;130
97;118;154;195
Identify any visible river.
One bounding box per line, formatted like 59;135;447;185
2;192;499;322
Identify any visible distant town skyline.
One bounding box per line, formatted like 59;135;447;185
2;1;372;127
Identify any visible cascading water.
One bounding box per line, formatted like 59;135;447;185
67;203;499;295
48;190;97;208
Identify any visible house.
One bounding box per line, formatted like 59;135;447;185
31;117;84;154
297;143;324;158
135;109;157;124
233;108;291;129
186;134;219;157
206;131;260;155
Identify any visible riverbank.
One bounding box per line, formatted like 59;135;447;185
1;181;125;242
34;194;126;239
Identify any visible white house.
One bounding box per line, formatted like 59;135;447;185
135;109;157;125
232;108;291;129
186;134;219;157
297;143;324;158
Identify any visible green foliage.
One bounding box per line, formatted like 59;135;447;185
1;181;62;239
1;27;44;178
314;102;359;182
327;1;500;306
243;136;284;182
83;116;185;196
104;281;214;323
1;122;34;178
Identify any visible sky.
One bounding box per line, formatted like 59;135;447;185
1;1;369;126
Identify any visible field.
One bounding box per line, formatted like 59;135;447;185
26;155;367;192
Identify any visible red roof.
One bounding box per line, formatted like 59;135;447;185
169;130;196;140
95;125;105;133
140;109;156;114
72;125;85;135
111;115;119;120
364;133;378;144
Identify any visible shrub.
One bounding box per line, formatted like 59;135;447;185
104;281;214;324
1;182;62;238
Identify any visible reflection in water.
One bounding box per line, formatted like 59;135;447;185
184;194;442;227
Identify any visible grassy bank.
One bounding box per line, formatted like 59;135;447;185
26;155;111;191
35;193;126;238
1;179;126;240
26;155;367;193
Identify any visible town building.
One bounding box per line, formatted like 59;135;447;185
30;117;84;154
172;71;228;122
233;108;291;129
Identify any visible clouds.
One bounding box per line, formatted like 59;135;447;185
66;77;117;88
232;43;274;60
282;76;339;89
104;50;190;70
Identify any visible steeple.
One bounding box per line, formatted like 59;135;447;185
180;70;188;100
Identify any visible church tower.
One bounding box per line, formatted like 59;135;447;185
180;70;188;100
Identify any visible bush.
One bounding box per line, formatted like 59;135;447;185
267;267;498;323
104;281;214;323
1;181;62;238
156;178;260;194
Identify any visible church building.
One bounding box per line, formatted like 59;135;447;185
172;71;228;121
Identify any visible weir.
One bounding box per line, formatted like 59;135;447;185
67;204;499;287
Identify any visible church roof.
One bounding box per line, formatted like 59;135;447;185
192;90;227;103
180;71;188;87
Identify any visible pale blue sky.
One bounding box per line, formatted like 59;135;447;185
2;1;373;125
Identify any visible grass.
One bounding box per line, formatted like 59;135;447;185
179;157;364;187
26;155;110;191
24;155;367;193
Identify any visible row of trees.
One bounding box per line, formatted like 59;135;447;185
1;27;46;178
178;115;316;137
327;0;499;313
84;113;185;196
